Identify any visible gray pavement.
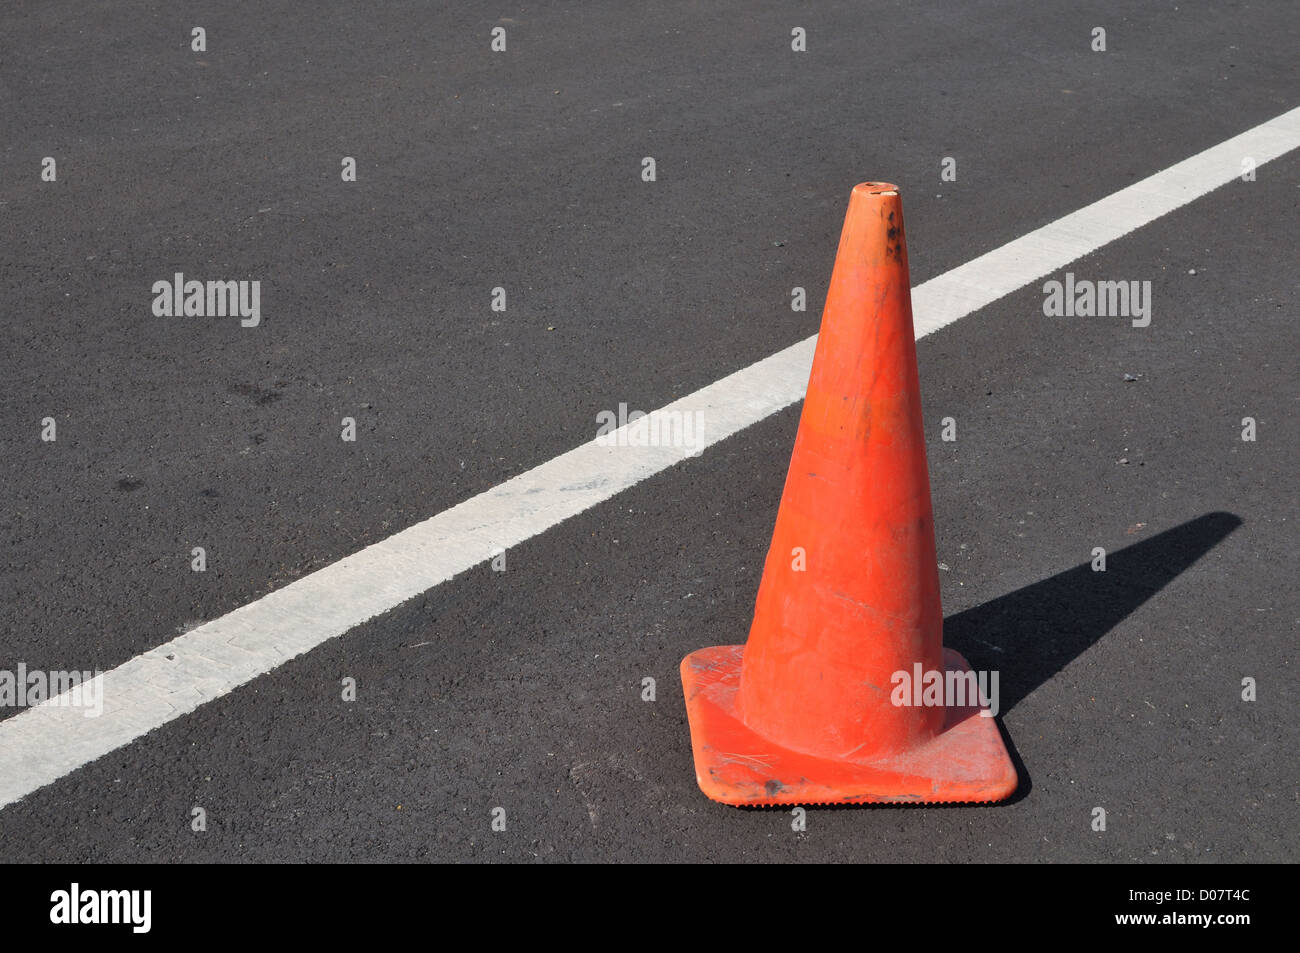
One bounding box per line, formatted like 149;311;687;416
0;0;1296;862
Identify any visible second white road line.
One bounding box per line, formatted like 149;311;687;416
1;105;1298;811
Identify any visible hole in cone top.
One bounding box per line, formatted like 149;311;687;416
855;182;900;195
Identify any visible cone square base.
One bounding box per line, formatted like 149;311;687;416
680;645;1017;806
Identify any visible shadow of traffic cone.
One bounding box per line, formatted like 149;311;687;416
680;182;1017;806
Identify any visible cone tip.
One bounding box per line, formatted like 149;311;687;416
853;181;900;196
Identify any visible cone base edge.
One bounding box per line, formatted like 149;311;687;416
680;644;1018;807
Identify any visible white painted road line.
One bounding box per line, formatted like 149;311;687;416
2;105;1298;811
910;107;1300;337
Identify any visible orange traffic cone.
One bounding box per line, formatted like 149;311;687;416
681;182;1017;806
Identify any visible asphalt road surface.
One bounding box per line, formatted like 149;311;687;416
1;0;1297;862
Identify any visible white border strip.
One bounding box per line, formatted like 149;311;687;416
2;106;1298;810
